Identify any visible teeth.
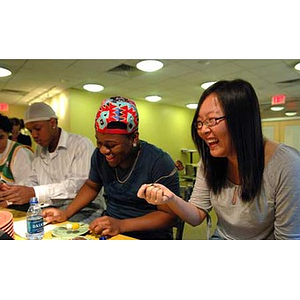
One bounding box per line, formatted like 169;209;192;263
207;139;218;144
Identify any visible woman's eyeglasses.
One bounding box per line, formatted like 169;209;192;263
194;116;226;130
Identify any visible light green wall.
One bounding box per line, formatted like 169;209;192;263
136;100;198;163
2;105;27;119
67;89;101;143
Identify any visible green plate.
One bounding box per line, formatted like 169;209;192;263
51;223;89;239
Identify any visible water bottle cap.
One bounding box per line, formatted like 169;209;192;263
29;197;38;204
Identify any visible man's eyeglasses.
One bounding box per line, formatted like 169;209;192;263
194;116;226;130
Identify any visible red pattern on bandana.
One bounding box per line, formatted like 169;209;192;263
95;96;139;134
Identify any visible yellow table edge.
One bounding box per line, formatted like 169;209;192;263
1;208;136;240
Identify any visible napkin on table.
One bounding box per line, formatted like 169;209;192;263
13;219;56;239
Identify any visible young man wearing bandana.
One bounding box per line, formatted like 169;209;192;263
43;96;180;239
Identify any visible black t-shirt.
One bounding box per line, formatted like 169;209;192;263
89;140;180;239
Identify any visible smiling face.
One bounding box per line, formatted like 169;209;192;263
197;93;236;159
95;131;138;169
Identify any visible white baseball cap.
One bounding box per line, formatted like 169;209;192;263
24;102;58;124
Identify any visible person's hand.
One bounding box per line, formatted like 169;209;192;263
42;208;69;224
0;200;10;208
0;185;35;206
89;216;123;237
0;182;10;191
137;183;175;205
175;160;184;171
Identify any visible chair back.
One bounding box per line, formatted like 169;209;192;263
173;184;193;240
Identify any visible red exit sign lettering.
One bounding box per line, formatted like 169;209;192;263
0;103;9;111
272;94;286;105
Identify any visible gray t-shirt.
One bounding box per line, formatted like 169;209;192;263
189;144;300;239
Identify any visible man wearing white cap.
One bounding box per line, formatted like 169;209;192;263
0;102;104;221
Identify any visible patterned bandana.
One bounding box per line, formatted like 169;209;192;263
95;96;139;134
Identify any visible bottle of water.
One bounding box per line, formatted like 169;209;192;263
26;197;44;240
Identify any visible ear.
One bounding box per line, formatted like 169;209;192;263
132;131;139;146
49;118;57;129
133;131;139;141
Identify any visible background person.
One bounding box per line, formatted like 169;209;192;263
9;117;32;147
0;113;33;209
43;96;180;239
0;102;104;221
138;79;300;240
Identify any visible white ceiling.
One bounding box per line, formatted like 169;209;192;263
0;59;300;119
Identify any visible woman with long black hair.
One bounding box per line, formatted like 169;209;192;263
138;79;300;239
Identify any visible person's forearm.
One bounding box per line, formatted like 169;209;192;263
64;182;99;219
33;177;87;206
167;195;206;226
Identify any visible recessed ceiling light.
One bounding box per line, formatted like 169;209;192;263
145;95;162;102
83;84;104;92
285;111;297;116
294;62;300;71
0;67;12;77
270;106;284;111
200;81;216;90
186;103;198;109
136;60;163;72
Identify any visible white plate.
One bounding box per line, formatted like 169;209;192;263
51;223;89;239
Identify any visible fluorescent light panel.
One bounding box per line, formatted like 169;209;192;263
201;81;216;90
83;84;104;92
285;111;297;116
145;95;161;102
186;103;198;109
136;60;163;72
0;67;12;77
270;106;284;111
294;62;300;71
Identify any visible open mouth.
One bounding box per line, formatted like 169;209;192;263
207;138;219;148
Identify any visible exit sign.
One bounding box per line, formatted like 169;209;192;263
0;103;9;111
272;94;286;105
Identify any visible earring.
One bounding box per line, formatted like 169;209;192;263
52;126;56;130
133;142;137;148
